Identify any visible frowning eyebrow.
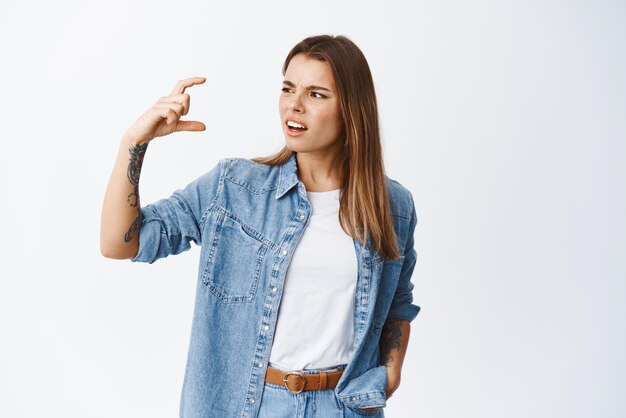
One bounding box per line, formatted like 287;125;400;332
282;80;333;92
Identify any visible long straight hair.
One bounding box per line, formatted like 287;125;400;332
252;34;401;261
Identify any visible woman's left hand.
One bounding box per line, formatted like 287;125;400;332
356;368;401;413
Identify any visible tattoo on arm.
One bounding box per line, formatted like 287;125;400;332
124;214;142;242
380;318;403;364
124;142;148;242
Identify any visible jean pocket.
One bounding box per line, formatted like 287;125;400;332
201;212;267;303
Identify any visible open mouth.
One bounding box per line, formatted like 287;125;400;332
286;120;308;132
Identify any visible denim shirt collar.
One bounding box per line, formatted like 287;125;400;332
276;151;380;258
275;152;299;200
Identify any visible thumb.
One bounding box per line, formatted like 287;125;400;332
176;120;206;132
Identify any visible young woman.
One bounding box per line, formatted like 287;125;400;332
101;34;420;418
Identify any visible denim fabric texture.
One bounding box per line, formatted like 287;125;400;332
131;152;420;417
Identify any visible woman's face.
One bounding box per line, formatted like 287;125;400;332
279;54;344;157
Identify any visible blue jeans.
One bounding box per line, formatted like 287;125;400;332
257;364;384;418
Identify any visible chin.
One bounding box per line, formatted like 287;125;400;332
283;138;307;153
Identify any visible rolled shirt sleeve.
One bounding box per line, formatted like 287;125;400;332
386;193;420;322
131;159;224;264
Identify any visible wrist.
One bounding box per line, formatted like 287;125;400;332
121;132;150;148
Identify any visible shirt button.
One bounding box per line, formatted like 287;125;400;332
270;286;277;292
264;325;269;331
361;298;367;305
299;214;305;220
282;250;288;255
258;362;263;367
250;398;255;403
351;396;357;402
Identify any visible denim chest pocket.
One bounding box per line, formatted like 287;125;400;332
201;211;268;303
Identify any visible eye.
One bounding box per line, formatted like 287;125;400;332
310;91;326;99
281;87;293;93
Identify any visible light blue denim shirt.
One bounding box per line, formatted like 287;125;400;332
131;151;420;417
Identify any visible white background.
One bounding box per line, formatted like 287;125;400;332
1;0;625;417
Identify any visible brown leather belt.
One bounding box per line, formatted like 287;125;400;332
264;366;344;394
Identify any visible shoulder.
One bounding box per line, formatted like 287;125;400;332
385;176;415;220
217;157;280;193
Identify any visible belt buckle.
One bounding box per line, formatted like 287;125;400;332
283;371;306;394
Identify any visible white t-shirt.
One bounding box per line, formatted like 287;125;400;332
268;188;359;371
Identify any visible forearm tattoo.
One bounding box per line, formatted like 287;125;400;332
380;318;404;364
124;142;148;242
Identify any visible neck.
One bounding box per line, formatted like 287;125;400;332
295;150;343;192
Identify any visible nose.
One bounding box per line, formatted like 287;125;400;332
288;92;304;113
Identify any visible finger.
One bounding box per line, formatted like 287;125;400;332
154;102;184;120
169;77;206;97
158;93;190;116
358;407;380;412
175;120;206;132
151;107;179;125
